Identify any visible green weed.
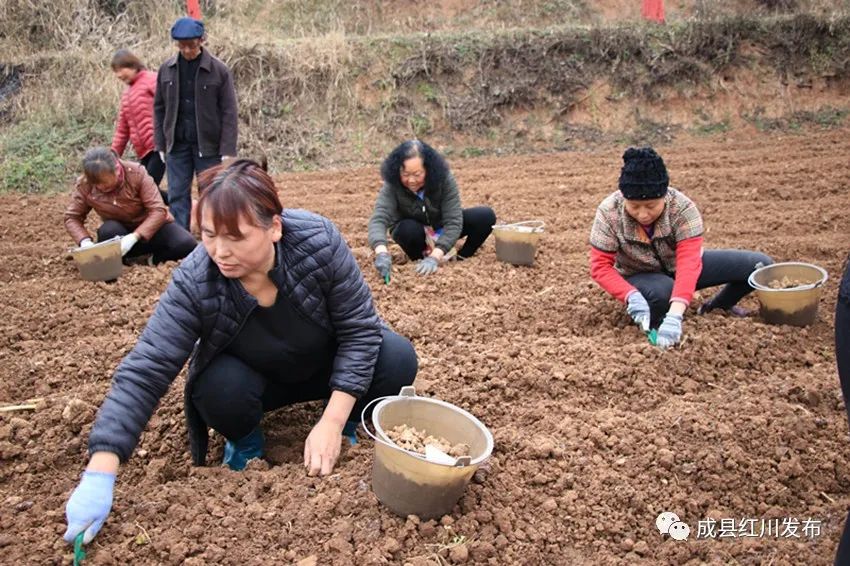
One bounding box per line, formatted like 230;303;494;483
0;118;112;193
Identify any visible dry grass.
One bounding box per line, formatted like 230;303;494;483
1;2;850;190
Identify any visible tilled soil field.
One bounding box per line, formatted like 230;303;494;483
1;129;850;565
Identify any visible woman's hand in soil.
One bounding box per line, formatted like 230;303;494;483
656;313;683;349
63;470;116;545
414;256;439;276
304;417;345;476
374;251;392;278
626;291;651;331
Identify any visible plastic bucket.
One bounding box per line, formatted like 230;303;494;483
70;237;123;282
747;262;828;326
362;386;494;519
492;220;545;266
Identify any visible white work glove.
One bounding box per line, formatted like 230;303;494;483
656;313;684;349
79;238;94;249
414;256;439;276
221;155;234;162
120;233;139;256
626;290;651;332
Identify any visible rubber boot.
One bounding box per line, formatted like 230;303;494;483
342;420;358;446
223;427;264;471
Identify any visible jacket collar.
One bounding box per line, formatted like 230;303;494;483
166;48;211;70
225;239;287;312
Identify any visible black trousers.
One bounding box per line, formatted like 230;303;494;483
191;329;418;441
96;220;197;264
139;151;168;204
391;206;497;260
833;258;850;564
139;151;165;187
626;249;773;327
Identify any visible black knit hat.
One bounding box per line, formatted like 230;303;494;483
618;147;669;200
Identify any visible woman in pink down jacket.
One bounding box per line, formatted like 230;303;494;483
110;49;167;202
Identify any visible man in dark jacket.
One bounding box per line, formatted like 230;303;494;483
154;17;238;229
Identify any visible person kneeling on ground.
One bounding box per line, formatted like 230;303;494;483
62;159;418;547
64;147;196;265
589;146;773;348
368;139;496;278
833;256;850;563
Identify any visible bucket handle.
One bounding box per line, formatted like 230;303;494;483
492;220;545;232
359;392;471;467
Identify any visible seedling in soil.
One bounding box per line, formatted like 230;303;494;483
133;521;152;546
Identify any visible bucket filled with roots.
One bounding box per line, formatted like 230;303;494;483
362;387;494;519
748;261;828;326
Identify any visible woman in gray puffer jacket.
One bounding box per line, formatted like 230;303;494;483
62;159;417;548
368;140;496;278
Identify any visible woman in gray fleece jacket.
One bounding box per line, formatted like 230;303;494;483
368;140;496;278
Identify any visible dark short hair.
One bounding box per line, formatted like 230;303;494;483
197;159;283;238
110;49;145;72
380;139;450;195
82;147;118;184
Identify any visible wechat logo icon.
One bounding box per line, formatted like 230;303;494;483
657;511;690;541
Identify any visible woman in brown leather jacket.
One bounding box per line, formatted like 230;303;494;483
64;147;197;265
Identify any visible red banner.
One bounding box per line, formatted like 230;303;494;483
642;0;665;23
187;0;201;19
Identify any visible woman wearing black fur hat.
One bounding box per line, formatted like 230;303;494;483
589;147;773;348
368;140;496;278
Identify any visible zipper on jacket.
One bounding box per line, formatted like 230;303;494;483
422;203;432;227
650;239;673;276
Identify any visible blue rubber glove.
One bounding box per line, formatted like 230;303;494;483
414;256;439;276
626;291;651;331
63;471;116;545
656;313;684;349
